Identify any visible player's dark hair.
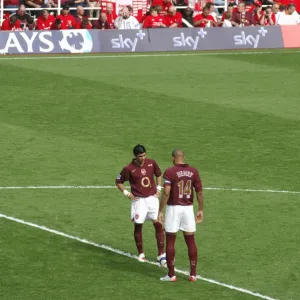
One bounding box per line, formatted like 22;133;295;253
55;18;62;25
228;3;234;7
155;5;162;12
27;16;34;24
10;15;18;24
149;6;157;14
133;144;146;156
225;11;232;19
279;4;286;11
82;18;89;25
205;2;214;9
287;3;295;9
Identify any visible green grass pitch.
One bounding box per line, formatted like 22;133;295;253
0;50;299;300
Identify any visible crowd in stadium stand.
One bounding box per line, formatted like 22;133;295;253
0;0;300;30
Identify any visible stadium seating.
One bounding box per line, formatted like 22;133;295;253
0;0;300;30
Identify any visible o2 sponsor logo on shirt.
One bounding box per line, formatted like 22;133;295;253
0;30;93;55
173;29;207;50
111;30;146;52
233;27;267;49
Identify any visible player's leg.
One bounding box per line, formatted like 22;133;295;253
134;223;145;261
181;205;197;282
183;232;197;282
160;205;180;282
165;232;176;278
153;220;165;262
131;198;148;261
147;196;165;258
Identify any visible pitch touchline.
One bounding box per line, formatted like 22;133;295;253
0;50;299;60
0;185;299;194
0;212;278;300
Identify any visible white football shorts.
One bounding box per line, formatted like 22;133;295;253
131;195;159;224
164;205;196;233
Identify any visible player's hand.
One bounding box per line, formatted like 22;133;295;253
155;190;161;198
158;211;164;225
196;210;203;224
129;193;138;201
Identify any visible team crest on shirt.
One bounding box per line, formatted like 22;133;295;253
141;169;146;176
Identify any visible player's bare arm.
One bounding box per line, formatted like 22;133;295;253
158;185;171;224
155;175;162;198
195;190;204;224
116;182;137;201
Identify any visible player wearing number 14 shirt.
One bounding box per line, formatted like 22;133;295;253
115;144;166;265
158;149;204;282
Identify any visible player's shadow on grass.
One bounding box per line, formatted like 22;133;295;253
69;240;163;280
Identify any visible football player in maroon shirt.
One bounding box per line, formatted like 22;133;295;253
116;144;166;265
159;149;204;282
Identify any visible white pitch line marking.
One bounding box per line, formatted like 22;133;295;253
0;51;300;60
0;185;299;194
0;212;279;300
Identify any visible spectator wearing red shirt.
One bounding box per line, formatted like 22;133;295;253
232;2;255;26
10;5;33;29
151;0;172;15
143;6;167;28
57;5;76;29
1;15;22;30
164;6;182;27
140;5;161;24
261;6;276;25
222;3;235;21
155;5;164;16
232;0;256;14
254;3;264;24
36;9;55;30
246;3;256;13
194;6;217;27
3;12;11;21
93;12;111;29
74;6;88;26
75;18;92;29
205;2;218;23
140;10;150;24
51;18;67;29
106;2;117;28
